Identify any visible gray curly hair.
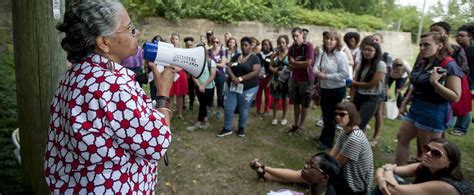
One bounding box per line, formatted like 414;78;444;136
57;0;125;63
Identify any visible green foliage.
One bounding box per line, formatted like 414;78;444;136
122;0;162;20
383;5;434;42
0;31;16;129
428;0;473;33
294;7;386;30
0;29;22;194
297;0;395;17
123;0;387;30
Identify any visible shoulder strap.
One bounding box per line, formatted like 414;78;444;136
439;56;455;68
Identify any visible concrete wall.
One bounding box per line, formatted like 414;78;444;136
140;17;414;61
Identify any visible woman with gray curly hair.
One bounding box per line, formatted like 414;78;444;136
44;0;175;193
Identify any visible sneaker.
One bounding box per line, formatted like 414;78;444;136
186;126;196;131
271;119;278;125
280;119;288;125
217;129;233;137
216;110;222;119
207;108;212;119
449;130;466;136
316;119;324;127
237;128;245;137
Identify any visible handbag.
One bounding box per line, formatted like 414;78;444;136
384;99;399;120
310;78;321;105
310;49;324;105
278;67;291;82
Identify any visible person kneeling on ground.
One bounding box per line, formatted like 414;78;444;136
249;152;339;195
374;138;473;195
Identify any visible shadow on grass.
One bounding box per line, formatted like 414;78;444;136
154;101;474;194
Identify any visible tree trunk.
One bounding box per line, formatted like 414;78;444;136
11;0;66;193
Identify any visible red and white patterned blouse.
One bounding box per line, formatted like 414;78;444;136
44;53;171;194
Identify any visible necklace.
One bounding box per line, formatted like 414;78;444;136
239;53;250;64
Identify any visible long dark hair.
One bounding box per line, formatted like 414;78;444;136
312;152;339;187
415;138;463;183
355;40;382;82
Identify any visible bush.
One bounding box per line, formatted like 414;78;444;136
123;0;387;30
0;29;22;194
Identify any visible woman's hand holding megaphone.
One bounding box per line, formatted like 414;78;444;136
148;61;176;97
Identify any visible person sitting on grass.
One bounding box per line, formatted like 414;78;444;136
374;138;473;195
250;102;373;195
249;152;339;195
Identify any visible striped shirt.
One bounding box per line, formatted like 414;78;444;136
334;128;374;193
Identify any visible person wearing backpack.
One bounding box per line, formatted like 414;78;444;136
395;32;463;165
286;27;315;135
450;23;474;136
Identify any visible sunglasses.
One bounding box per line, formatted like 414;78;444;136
334;112;349;118
305;161;325;174
422;145;445;159
395;63;404;66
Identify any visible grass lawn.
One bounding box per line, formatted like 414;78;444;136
152;92;474;194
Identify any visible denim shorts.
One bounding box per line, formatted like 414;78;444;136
404;99;451;133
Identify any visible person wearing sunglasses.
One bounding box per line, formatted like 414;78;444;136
387;58;412;108
45;0;174;193
248;152;340;195
374;138;473;195
208;36;227;119
329;102;373;194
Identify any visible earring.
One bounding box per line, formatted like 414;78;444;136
105;54;115;72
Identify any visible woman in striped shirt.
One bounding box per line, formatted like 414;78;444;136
329;102;374;195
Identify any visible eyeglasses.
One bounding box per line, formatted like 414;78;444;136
422;145;445;159
363;48;375;53
305;161;325;174
213;41;220;44
395;63;404;66
115;23;137;36
334;111;349;118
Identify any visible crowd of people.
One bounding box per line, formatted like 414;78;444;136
44;0;473;194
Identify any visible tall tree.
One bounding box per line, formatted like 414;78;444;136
428;0;473;32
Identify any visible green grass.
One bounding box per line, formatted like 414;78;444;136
153;97;474;194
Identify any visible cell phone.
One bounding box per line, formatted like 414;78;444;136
436;68;447;74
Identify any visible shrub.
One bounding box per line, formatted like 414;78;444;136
123;0;387;30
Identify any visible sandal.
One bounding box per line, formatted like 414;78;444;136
249;159;266;181
249;159;260;170
285;125;299;133
256;164;266;181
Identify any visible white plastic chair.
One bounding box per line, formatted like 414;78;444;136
11;128;21;164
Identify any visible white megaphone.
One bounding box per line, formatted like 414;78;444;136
143;41;207;78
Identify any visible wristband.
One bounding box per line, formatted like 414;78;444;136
383;166;394;172
238;77;243;82
156;96;171;109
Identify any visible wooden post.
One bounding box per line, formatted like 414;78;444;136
11;0;66;193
